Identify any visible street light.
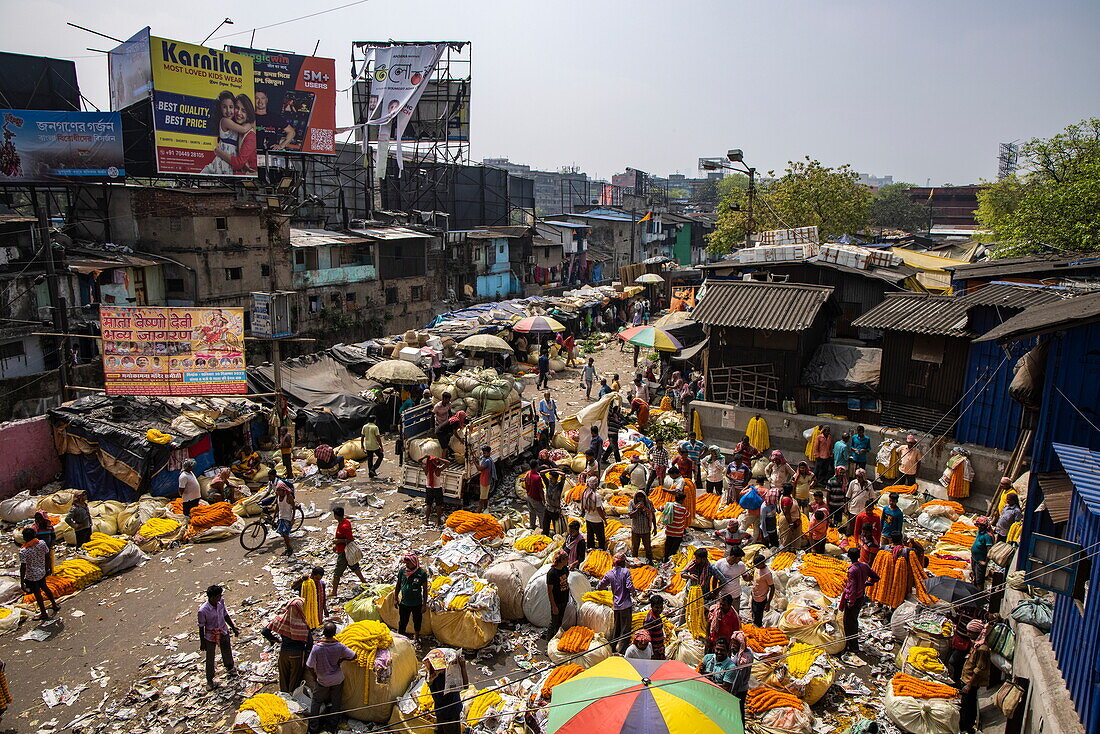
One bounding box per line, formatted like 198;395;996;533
702;151;756;247
202;18;233;45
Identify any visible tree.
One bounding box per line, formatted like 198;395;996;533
869;183;928;232
707;157;870;255
977;117;1100;257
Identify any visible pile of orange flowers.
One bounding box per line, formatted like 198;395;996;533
168;498;184;514
582;549;612;577
695;493;721;520
630;565;659;590
648;487;675;510
557;626;596;653
605;464;628;486
869;550;911;608
715;503;742;520
605;518;624;536
927;555;968;580
186;502;237;535
800;553;848;597
664;571;686;595
444;511;504;540
891;673;959;699
541;664;584;700
770;552;796;571
883;483;918;495
742;624;789;653
746;687;804;713
22;575;76;604
565;484;586;503
607;495;631;509
912;552;936;604
922;499;964;515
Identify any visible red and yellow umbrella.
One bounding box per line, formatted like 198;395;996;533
547;656;743;734
513;315;566;334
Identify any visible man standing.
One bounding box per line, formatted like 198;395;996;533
537;349;550;390
541;464;567;536
643;594;668;660
306;622;356;733
477;446;496;513
537;391;559;439
563;333;577;368
881;492;905;542
523;460;546;531
422;453;448;526
596;553;636;654
581;357;598;400
581;477;607;551
833;432;851;477
995;491;1022;542
19;526;59;620
178;459;202;517
275;474;298;557
750;555;774;627
279;428;295;479
698;636;738;692
812;425;833;481
545;550;571;639
714;545;749;616
849;426;871;472
198;584;239;689
262;598;313;693
65;491;93;547
840;548;880;662
846;468;874;532
563;520;587;570
645;438;669;491
395;553;429;645
959;624;992;733
826;466;849;532
852;499;882;546
331;505;367;598
603;404;625;463
898;433;922;486
359;416;384;479
679;432;706;486
661;491;690;558
971;518;995;588
433;392;454;434
425;648;468;734
627;490;656;563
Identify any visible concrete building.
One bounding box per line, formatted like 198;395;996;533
558;208;639;283
906;185;981;227
858;173;894;189
481;158;592;216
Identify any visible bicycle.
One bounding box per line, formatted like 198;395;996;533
239;503;306;551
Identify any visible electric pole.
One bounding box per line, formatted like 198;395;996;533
32;189;72;402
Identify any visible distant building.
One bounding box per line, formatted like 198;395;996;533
858;173;894;189
481;158;592;216
906;185;981;227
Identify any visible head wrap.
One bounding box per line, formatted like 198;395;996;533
999;476;1013;486
586;476;600;489
632;629;651;645
727;518;740;531
771;450;785;462
967;619;985;636
539;449;550;460
614;552;628;566
268;598;310;642
553;550;568;564
34;510;51;530
403;553;420;577
976;516;991;528
730;630;752;664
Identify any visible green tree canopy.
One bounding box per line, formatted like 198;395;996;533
869;182;928;232
707;157;870;255
977;117;1100;257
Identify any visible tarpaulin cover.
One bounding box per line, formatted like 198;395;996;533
62;453;137;503
662;320;706;355
249;353;380;424
800;342;882;395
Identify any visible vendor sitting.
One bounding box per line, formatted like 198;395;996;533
314;444;346;475
231;447;262;480
208;467;237;503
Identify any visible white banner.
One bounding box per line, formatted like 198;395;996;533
358;44;445;177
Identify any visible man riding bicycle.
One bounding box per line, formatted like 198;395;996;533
260;462;298;557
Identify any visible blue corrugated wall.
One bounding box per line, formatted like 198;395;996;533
955;308;1030;451
1023;321;1100;731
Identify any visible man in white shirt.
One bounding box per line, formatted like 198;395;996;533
846;468;874;529
713;545;749;615
179;459;202;517
538;391;559;437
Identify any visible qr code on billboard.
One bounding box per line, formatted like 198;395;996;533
311;128;334;151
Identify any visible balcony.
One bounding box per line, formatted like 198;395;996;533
291;264;377;288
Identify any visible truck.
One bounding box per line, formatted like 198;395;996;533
398;401;538;504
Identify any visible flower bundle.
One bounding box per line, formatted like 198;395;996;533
557;626;595;653
186;502;237;534
911;552;936;604
604;464;628;486
566;484;586;503
660;396;674;411
582;550;613;577
869;550;909;608
786;641;823;678
22;575;76;604
514;535;553;553
604;518;624;536
444;511;504;540
665;572;686;595
800;553;848;597
891;673;958;699
746;687;804;713
770;552;796;571
607;495;632;509
541;664;584;700
882;483;919;495
906;646;946;674
238;693;292;734
336;620;394;701
82;532;127;558
927;556;968;580
648;487;675;510
695;493;721;520
685;584;707;639
138;517;180;538
467;690;504;724
629;565;659;591
742;624;789;653
582;590;614;607
51;558;103;590
715;503;743;520
922;499;965;514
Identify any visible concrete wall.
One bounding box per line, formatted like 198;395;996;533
693;401;1011;512
0;416;61;499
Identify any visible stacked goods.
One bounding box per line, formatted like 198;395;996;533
927;557;968;580
51;559;103;590
137;517;181;539
483;560;538;621
770;641;835;705
771;552;797;571
0;493;37;523
184;502;238;536
236;693;293;734
337;620;418;723
746;687;805;713
921;500;964;517
800;554;848;597
540;664;584;700
695;493;721;520
906;646;947;675
445;511;504;541
715;503;742;520
891;673;957;699
883;484;920;495
557;626;595;653
22;576;76;604
582;590;612;606
81;533;127;558
629;565;659;591
344;585;393;623
513;535;553;553
742;624;789;653
36;490;76;515
578;592;614;638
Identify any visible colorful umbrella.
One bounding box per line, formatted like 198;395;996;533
616;325;683;352
548;657;743;734
635;273;665;284
512;315;566;334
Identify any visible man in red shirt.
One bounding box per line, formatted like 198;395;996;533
523;460;546;531
422;454;447;525
630;398;650;429
661;491;690;557
852;499;882;545
331;505;366;598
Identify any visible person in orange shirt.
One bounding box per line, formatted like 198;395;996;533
808;509;829;554
667;466;697;520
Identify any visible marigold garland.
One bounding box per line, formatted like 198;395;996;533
800;553;848;597
514;535;553;553
301;577;322;628
695;493;721;520
631;610;674;641
582;550;612;577
629;565;659;591
684;584;707;639
742;624;788;653
22;575;76;604
770;552;796;571
138;517;180;538
51;559;102;590
541;664;584;700
911;552;936;604
336;620;393;702
582;590;613;607
557;626;595;653
922;499;964;514
649;487;675;510
715;503;743;520
185;502;237;535
891;672;958;699
238;693;291;734
82;532;127;558
467;689;504;724
444;511;504;539
746;687;804;713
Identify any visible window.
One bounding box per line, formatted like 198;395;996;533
330;292;341;303
224;267;242;281
385;287;399;305
308;295;320;313
346;292;356;302
169;216;182;232
0;340;25;360
411;285;424;301
165;278;185;293
215;217;228;231
260;264;271;277
543;246;551;259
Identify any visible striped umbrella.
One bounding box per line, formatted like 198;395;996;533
512;315;566;334
548;657;743;734
616;325;683;352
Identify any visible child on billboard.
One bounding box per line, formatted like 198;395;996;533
201;92;256;175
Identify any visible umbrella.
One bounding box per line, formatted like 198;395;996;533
512;315;566;334
548;656;743;734
616;325;683;352
458;334;514;354
364;359;428;385
635;273;664;284
924;575;981;603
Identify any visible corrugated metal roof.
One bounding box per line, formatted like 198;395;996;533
542;221;591;228
851;292;973;336
1037;472;1074;524
1052;443;1100;515
959;282;1076;310
290;228;370;248
349;225;427;241
948;253;1100;278
693;281;834;331
975;291;1100;343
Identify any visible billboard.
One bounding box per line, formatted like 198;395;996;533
228;47;336;155
0;52;81;111
361;80;468;143
0;110;124;182
109;31;257;176
100;307;246;396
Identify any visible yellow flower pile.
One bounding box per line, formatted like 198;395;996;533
906;646;946;674
604;518;624;536
582;590;613;607
786;641;823;678
238;693;292;734
336;620;393;701
52;559;103;590
629;565;659;591
514;535;553;553
684;585;706;639
581;549;612;577
770;552;796;571
557;626;596;653
429;576;487;610
301;578;322;629
138;517;180;538
82;532;127;558
467;689;504;725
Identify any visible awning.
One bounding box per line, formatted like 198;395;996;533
350;226;427;241
693;281;834;331
1037;471;1074;524
1052;442;1100;515
67;255;159;274
290;229;370;248
671;338;708;361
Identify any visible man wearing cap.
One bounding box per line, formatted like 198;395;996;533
596;553;636;654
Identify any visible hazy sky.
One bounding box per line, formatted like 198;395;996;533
2;0;1097;185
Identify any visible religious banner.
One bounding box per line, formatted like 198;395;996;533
100;307;246;396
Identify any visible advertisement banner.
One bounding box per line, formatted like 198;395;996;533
0;110;124;182
228;46;336;155
108;27;153;110
358;44;445;175
101;307;246;396
149;37;256;176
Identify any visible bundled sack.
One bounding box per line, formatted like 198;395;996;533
234;487;273;518
379;585;434;635
577;591;615;639
884;675;960;734
0;606;22;636
233;692;307;734
0;493;37;523
483;559;538;620
388;677;437;734
1011;598;1053;633
767;641;835;705
337;621;419;722
778;606;847;655
547;627;611;668
337;440;369;462
407;437;445;463
117;496;170;536
36;490;76;515
760;703;815;734
345;584;394;623
666;628;705;669
426;575;501;650
80;533;147;575
522;566;591;628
